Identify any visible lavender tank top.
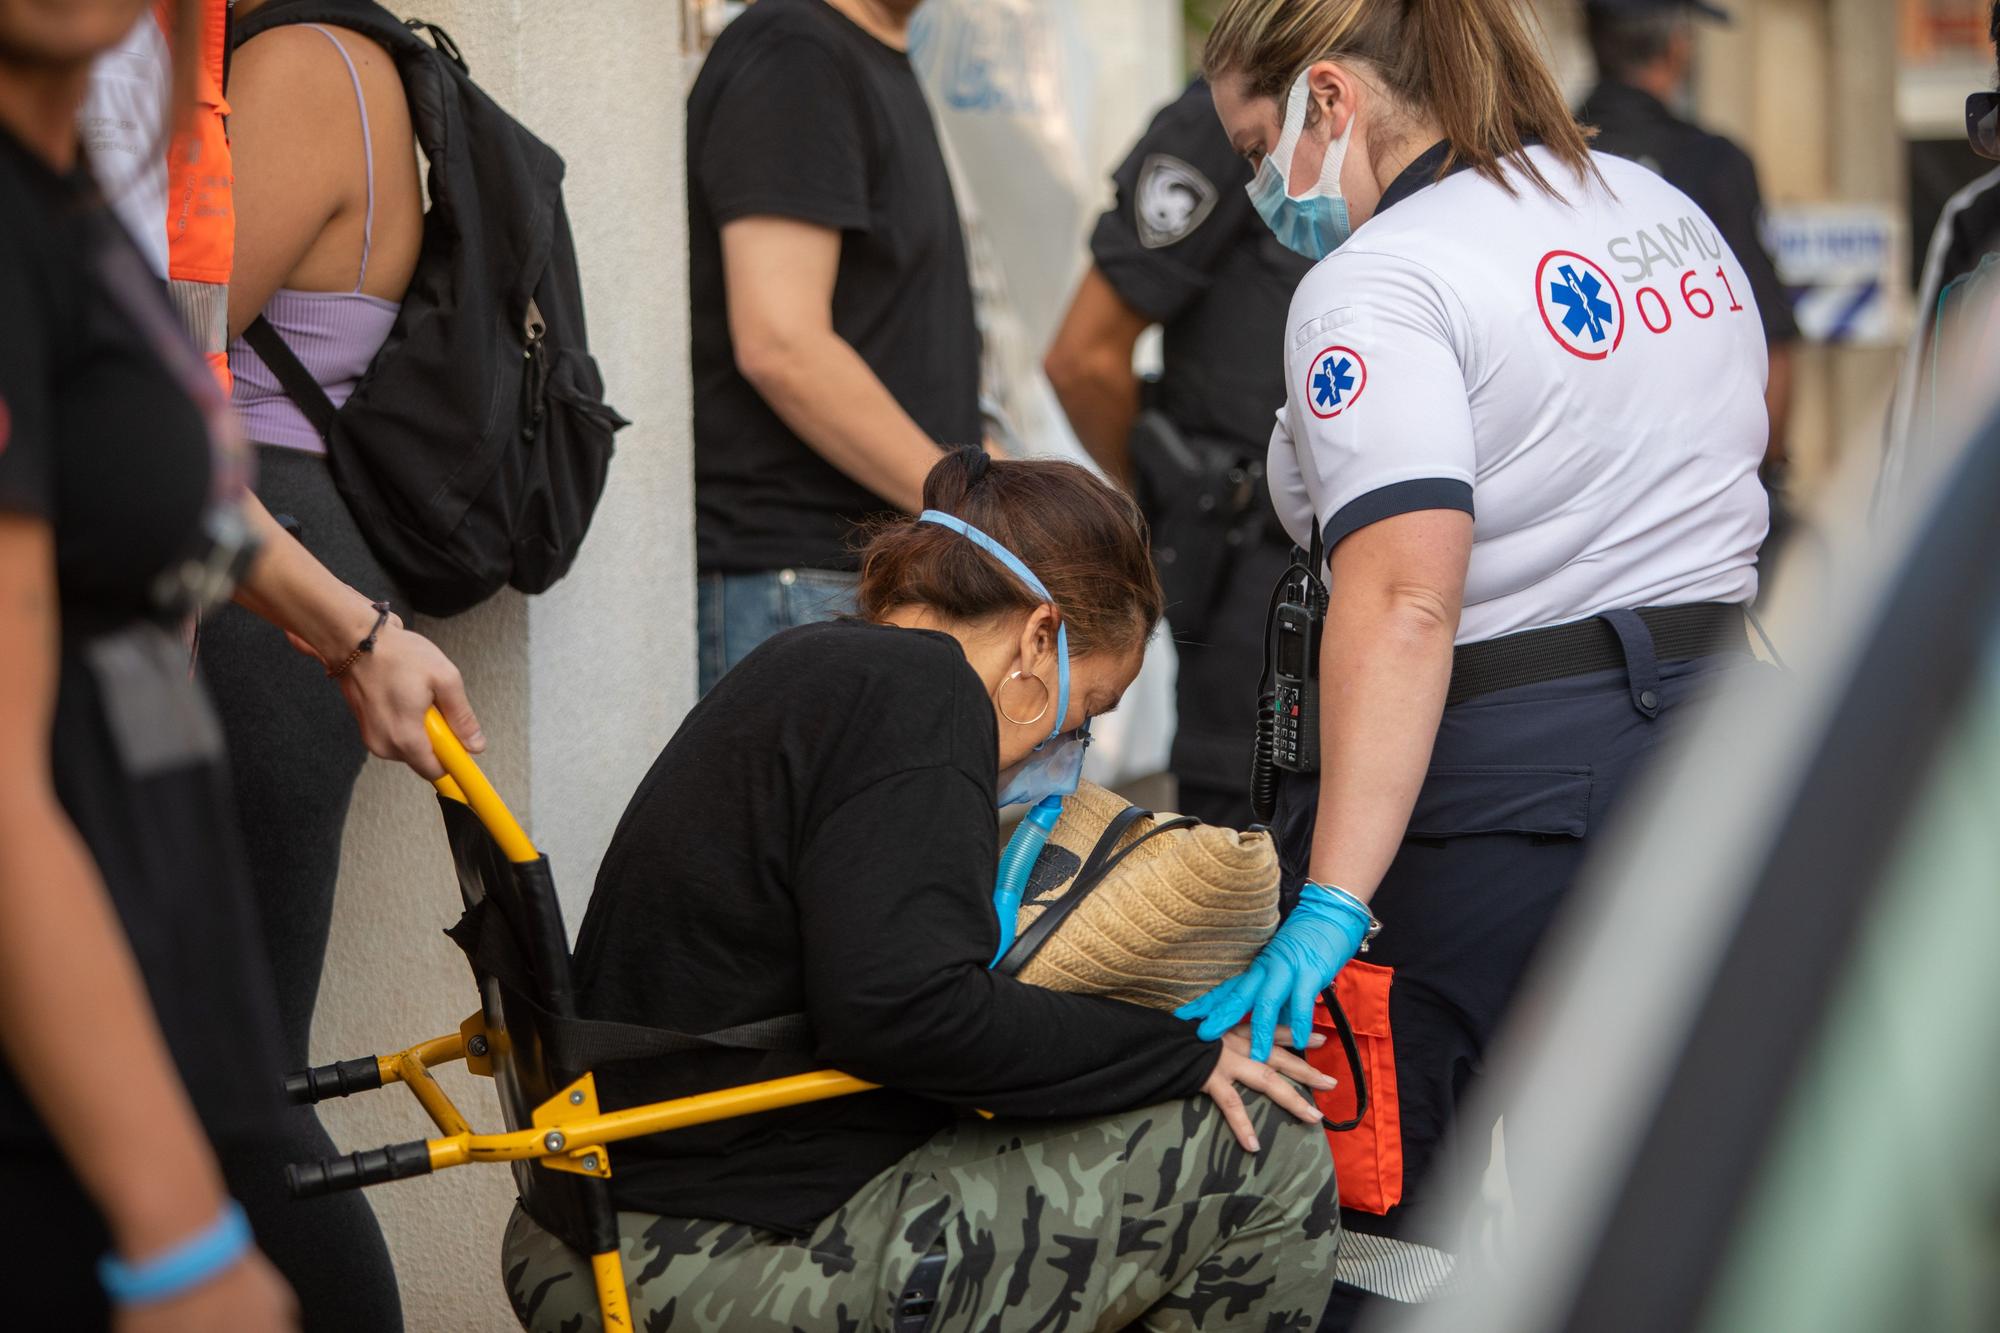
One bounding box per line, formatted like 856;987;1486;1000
227;25;401;454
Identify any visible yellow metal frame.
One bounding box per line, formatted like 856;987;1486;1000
322;709;875;1331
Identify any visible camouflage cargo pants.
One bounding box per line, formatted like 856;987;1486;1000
503;1092;1339;1331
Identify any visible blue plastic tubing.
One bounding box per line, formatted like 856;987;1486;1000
991;795;1064;965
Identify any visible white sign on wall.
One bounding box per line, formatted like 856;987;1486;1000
1766;204;1904;345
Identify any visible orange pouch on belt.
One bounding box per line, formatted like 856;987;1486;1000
1309;960;1402;1215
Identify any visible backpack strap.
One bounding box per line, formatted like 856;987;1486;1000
994;806;1201;977
228;0;428;57
240;316;340;441
443;897;812;1070
403;19;467;72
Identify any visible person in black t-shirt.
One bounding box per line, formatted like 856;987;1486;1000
1577;0;1798;471
1048;79;1311;828
687;0;981;695
502;451;1339;1331
1578;0;1803;578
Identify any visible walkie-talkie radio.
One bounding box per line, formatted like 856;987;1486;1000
1271;577;1323;772
1250;538;1327;822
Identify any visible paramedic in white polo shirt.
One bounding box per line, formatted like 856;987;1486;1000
1177;1;1773;1327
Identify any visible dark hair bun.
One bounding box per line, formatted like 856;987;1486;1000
861;453;1163;655
922;445;992;514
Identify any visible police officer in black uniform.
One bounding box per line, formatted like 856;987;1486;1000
1046;78;1311;826
1578;0;1799;485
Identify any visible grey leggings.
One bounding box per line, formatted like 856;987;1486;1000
200;444;404;1331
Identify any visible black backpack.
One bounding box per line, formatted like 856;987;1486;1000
232;0;627;617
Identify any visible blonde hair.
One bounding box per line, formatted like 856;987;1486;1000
1203;0;1601;200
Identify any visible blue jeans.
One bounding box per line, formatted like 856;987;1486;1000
697;568;861;696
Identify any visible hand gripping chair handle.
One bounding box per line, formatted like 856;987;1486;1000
424;708;538;862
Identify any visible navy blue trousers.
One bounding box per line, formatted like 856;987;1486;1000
1273;611;1759;1325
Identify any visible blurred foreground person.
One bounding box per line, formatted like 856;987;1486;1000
1578;0;1799;546
1885;0;2000;500
1048;78;1309;827
1186;0;1772;1325
689;0;980;692
504;451;1339;1331
77;2;488;1320
0;0;295;1327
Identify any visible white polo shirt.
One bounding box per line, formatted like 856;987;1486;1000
1269;144;1770;644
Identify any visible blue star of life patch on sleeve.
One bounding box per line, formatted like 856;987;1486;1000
1304;344;1367;420
1313;354;1355;409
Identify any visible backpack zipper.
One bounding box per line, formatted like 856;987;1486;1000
521;299;548;441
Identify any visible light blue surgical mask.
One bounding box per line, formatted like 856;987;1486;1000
1248;69;1354;260
917;509;1090;810
994;723;1091;810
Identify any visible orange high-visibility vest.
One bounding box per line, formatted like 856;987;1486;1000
157;0;232;393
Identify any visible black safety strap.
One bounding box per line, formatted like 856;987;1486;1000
240;315;340;440
444;898;811;1067
993;806;1199;977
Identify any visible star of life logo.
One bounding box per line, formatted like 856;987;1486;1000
1535;250;1625;360
1304;345;1367;419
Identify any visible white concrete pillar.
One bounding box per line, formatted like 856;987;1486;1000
307;3;689;1328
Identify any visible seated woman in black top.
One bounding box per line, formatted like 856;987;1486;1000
503;450;1340;1331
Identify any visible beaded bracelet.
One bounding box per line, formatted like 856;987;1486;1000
98;1200;252;1307
327;600;394;680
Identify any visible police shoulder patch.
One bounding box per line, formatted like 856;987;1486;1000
1135;153;1219;249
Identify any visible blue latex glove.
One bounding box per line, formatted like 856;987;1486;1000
1175;883;1374;1061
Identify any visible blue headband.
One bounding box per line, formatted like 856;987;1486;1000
918;509;1069;746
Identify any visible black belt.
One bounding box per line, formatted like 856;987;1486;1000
1447;603;1749;707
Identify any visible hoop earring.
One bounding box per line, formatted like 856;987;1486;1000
997;670;1051;727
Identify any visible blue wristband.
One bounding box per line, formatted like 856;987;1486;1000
98;1201;252;1307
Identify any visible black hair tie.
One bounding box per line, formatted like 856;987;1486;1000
962;446;991;486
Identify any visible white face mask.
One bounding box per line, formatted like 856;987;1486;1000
1247;67;1355;260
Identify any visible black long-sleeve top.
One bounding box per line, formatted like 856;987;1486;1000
571;620;1220;1235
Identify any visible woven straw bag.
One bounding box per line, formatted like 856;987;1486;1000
994;781;1280;1011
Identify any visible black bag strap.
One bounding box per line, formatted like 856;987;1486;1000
444;898;811;1069
240;316;340;440
1318;986;1368;1132
988;804;1372;1130
1068;804;1156;904
994;805;1200;977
